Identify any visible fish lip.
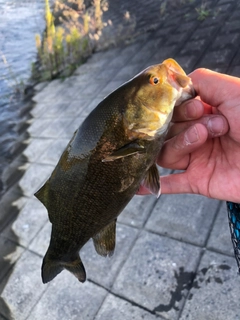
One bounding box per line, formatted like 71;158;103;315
175;83;196;106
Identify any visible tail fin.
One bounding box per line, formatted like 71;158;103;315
41;253;86;284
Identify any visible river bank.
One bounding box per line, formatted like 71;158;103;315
0;0;56;199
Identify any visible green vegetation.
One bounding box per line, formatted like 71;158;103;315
33;0;108;81
195;1;210;20
159;0;213;21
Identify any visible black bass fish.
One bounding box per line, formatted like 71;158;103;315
35;58;195;284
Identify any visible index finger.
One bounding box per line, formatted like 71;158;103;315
189;68;240;108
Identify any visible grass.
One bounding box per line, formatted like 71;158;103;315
159;0;213;21
195;1;210;20
32;0;108;82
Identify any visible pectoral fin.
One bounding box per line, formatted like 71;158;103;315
141;164;161;198
93;220;117;257
102;142;146;162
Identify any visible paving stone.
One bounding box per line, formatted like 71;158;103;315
94;66;120;81
37;138;69;166
113;231;201;319
0;187;27;233
0;251;46;320
18;163;54;197
59;98;90;117
100;80;126;96
38;118;74;139
118;194;157;228
172;55;198;73
79;79;109;97
34;101;69;119
2;161;30;191
21;138;54;163
230;66;240;77
2;198;48;248
0;236;24;283
210;33;240;50
198;49;236;68
32;79;64;103
81;224;139;288
179;250;239;320
95;293;164;320
27;118;53;137
28;279;107;320
29;221;51;256
30;101;52;118
147;46;176;67
114;63;143;81
207;201;234;257
146;194;220;246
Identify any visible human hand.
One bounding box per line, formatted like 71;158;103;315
139;68;240;202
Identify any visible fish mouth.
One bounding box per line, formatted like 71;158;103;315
175;82;196;106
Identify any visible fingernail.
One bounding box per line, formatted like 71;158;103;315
185;126;199;144
184;101;197;119
208;117;224;135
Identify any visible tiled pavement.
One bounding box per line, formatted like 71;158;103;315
1;0;240;319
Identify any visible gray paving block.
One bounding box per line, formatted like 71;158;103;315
81;224;139;288
2;198;48;248
29;221;51;256
198;49;235;68
59;98;90;117
114;63;143;81
28;279;107;320
118;194;157;228
95;293;164;320
145;194;220;246
27;118;53;137
207;201;234;256
32;79;63;103
100;80;125;96
30;101;52;118
172;55;198;74
0;251;46;320
22;138;54;163
0;187;27;233
39;118;74;139
179;250;240;320
80;80;108;97
2;161;30;191
0;236;24;283
34;101;69;119
113;231;201;319
18;163;54;197
230;66;240;77
37;138;69;166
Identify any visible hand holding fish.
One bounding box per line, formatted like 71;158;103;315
147;68;240;202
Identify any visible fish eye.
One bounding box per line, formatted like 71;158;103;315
150;76;159;85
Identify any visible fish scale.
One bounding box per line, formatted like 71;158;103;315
227;201;240;272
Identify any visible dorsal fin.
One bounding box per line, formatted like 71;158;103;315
34;180;50;208
92;220;117;257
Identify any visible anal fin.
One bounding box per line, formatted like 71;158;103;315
93;219;117;257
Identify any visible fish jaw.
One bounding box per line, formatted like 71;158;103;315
123;59;196;139
162;58;196;106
